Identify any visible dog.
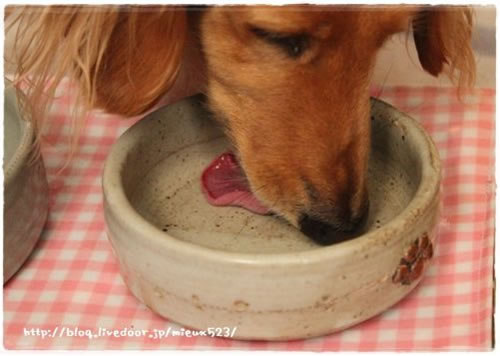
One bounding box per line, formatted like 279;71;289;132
5;5;475;244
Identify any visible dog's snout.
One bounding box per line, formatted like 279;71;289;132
299;199;369;245
299;214;360;245
299;214;351;245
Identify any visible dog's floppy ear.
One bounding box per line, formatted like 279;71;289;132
412;6;476;89
94;8;187;116
6;5;188;130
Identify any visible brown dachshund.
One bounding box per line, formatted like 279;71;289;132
5;5;475;244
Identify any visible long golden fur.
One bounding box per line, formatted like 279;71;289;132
5;5;475;243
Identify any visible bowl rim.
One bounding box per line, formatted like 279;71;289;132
4;84;35;186
102;97;442;266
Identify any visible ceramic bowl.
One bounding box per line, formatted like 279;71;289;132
103;95;441;340
3;86;49;283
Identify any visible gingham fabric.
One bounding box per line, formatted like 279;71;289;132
3;82;495;350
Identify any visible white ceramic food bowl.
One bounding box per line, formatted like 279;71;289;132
3;86;49;283
103;95;441;340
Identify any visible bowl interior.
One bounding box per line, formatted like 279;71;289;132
3;86;32;181
123;97;422;254
4;89;22;163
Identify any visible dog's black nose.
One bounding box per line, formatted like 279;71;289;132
299;212;366;246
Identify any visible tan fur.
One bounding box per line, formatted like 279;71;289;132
5;5;476;229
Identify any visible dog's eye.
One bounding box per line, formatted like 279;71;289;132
249;26;310;59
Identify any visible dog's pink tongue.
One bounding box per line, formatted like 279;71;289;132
201;152;271;215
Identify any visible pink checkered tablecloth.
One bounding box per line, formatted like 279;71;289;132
3;83;495;350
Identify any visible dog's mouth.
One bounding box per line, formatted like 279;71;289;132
201;152;271;215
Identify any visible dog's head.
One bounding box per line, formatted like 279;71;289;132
9;5;474;244
200;5;474;243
